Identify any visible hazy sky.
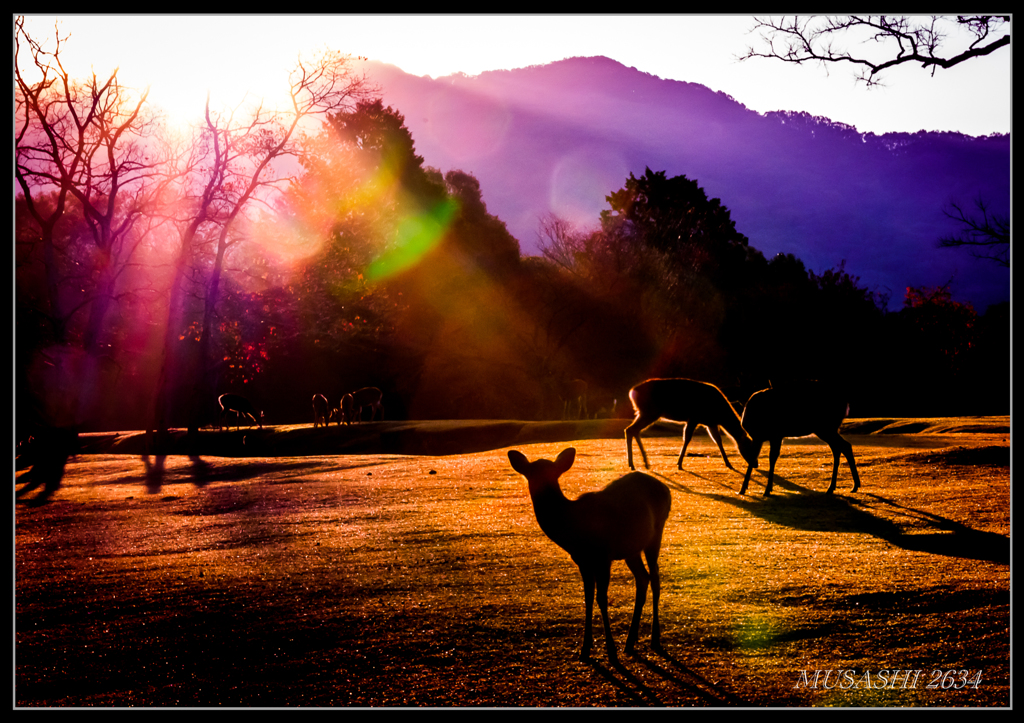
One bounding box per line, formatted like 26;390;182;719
18;14;1011;137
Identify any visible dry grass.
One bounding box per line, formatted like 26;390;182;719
15;423;1010;707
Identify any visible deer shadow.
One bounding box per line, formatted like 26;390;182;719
581;654;664;706
686;474;1008;565
15;426;79;506
578;642;750;706
132;457;361;495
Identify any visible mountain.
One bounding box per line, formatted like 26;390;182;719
364;56;1010;311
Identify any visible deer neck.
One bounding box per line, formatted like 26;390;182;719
720;407;752;445
529;485;574;546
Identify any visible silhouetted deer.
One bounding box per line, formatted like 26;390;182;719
508;447;671;662
739;381;861;496
625;378;758;472
344;387;383;423
312;394;330;428
558;378;589;420
218;393;263;430
334;394;353;426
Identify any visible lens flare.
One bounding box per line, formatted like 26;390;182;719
366;199;459;281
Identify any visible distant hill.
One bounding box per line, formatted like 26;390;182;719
365;56;1010;311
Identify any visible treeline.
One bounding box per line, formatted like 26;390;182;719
15;23;1008;449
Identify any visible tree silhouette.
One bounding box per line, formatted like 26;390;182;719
741;15;1010;87
939;197;1009;267
600;168;749;260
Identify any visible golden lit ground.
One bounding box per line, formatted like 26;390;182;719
15;423;1009;707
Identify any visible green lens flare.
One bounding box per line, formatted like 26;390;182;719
366;199;458;280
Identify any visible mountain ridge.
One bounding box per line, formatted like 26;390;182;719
363;55;1009;311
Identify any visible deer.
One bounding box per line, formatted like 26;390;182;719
625;378;759;473
312;394;330;428
508;447;672;662
217;393;263;430
345;387;383;423
558;378;589;420
334;394;353;425
739;380;861;496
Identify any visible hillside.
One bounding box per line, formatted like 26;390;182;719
366;56;1009;311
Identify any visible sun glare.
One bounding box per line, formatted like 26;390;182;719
19;15;306;128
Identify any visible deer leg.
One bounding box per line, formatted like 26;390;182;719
645;545;663;651
740;464;754;494
827;442;841;494
707;425;734;470
595;561;617;661
623;555;650;654
846;444;861;493
625;419;653;470
581;566;595;659
765;439;782;496
622;413;655;471
676;423;697;469
819;431;860;493
833;433;861;492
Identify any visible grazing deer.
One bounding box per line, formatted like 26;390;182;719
558;379;589;420
739;381;861;496
625;378;758;472
312;394;330;428
508;447;672;662
218;393;263;430
335;394;354;425
346;387;383;423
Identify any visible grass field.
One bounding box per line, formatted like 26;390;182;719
15;418;1010;707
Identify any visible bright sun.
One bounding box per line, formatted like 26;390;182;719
19;15;310;127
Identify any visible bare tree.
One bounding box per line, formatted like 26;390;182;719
16;15;170;499
741;15;1010;86
939;197;1009;267
537;213;588;272
149;49;373;436
16;16;160;348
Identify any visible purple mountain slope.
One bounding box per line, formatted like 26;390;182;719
366;56;1009;311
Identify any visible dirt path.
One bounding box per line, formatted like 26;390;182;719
15;424;1010;707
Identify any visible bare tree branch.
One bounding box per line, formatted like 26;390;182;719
939;197;1009;267
740;15;1010;86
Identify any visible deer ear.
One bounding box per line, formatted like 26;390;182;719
554;447;576;473
508;450;529;474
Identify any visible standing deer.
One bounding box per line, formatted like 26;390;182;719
558;379;589;420
218;393;263;430
739;381;861;496
345;387;383;423
312;394;330;428
625;378;758;472
508;447;672;662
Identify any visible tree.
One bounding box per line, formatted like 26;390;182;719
741;15;1010;86
16;15;162;352
150;50;373;437
600;168;749;261
938;196;1009;267
892;282;980;414
16;15;169;500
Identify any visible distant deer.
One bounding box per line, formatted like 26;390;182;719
558;379;589;420
218;393;263;430
345;387;383;423
508;447;672;662
625;378;758;472
335;394;354;425
312;394;330;428
739;381;861;496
